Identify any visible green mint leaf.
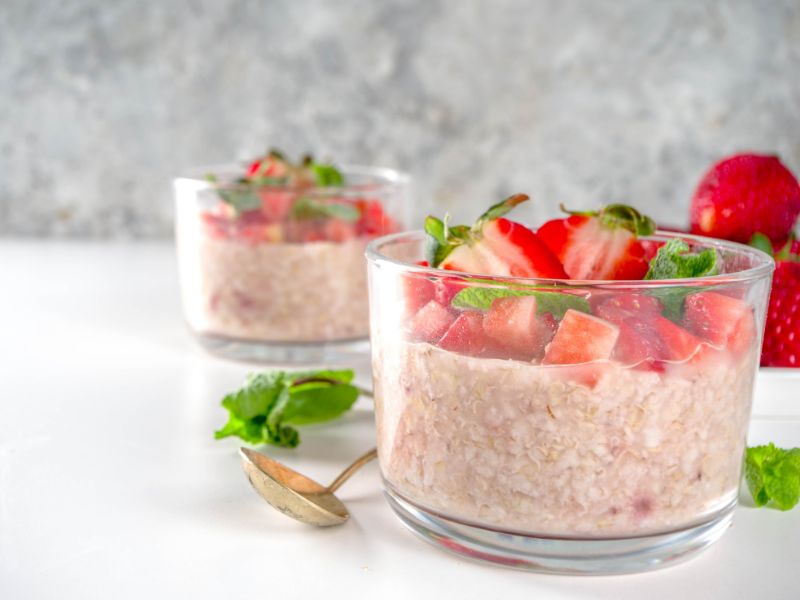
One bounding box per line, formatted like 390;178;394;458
291;197;360;222
281;381;359;425
311;163;345;187
452;285;590;317
643;239;719;319
217;188;262;214
214;369;359;448
765;449;800;511
749;233;774;256
644;239;718;280
745;444;800;511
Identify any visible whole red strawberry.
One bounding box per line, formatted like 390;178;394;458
690;153;800;245
761;239;800;367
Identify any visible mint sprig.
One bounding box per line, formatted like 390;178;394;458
311;163;345;187
745;444;800;510
643;239;719;320
215;369;360;448
644;238;718;280
451;285;590;317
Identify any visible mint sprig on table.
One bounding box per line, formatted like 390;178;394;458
745;444;800;511
744;444;800;510
215;369;361;448
644;239;719;320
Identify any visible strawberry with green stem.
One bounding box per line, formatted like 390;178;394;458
425;194;568;278
537;204;656;280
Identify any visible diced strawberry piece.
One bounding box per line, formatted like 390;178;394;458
592;293;664;322
537;205;655;280
435;277;468;305
409;300;456;343
357;199;397;236
201;212;232;239
324;218;358;242
482;296;555;361
683;291;755;354
402;262;437;315
543;310;620;365
653;316;706;362
259;190;294;221
438;311;498;357
612;318;665;370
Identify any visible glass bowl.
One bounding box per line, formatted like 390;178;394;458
175;164;410;364
366;230;773;574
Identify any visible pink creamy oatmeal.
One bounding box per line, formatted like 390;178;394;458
373;342;755;536
178;232;371;342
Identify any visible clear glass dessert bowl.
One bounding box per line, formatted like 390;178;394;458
175;163;410;364
366;230;773;574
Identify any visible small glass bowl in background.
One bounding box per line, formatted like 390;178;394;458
175;165;410;363
366;230;773;574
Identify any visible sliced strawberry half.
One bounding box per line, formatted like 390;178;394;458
683;291;755;355
409;300;456;343
542;310;620;365
482;296;556;361
425;194;568;279
537;204;656;280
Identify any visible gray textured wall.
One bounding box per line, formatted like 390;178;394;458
2;0;799;238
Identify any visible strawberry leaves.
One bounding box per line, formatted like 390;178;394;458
559;203;656;236
475;193;530;228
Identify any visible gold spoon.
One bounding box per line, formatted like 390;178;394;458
240;447;378;526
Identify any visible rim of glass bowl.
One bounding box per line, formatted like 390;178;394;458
365;229;775;288
174;163;410;196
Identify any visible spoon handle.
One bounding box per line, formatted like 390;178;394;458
328;448;378;492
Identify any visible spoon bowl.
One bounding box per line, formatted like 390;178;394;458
240;447;377;527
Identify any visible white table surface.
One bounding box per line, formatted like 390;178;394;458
1;240;798;600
